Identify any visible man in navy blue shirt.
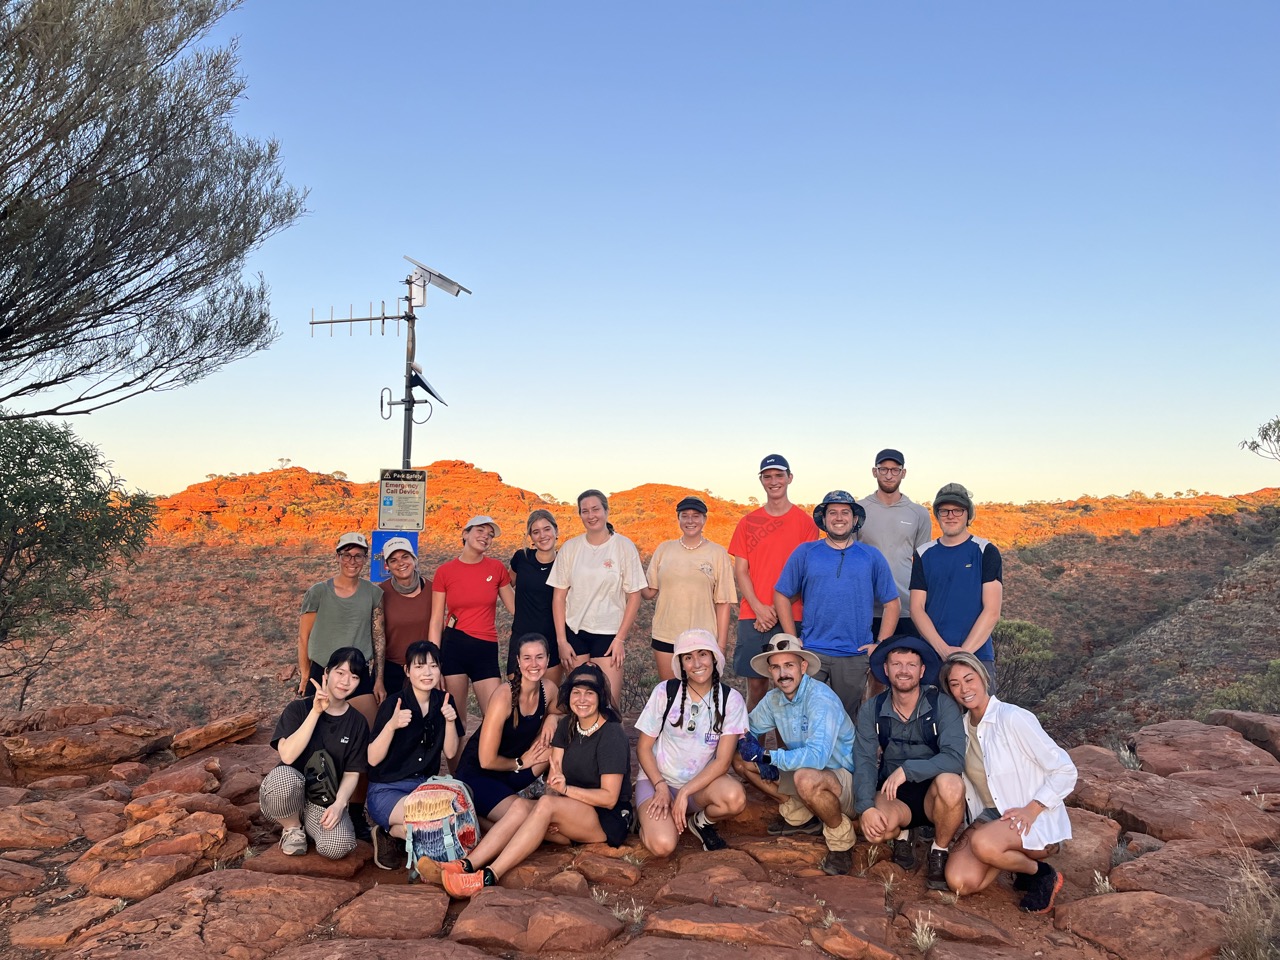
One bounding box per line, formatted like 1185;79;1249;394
910;483;1004;689
773;491;900;720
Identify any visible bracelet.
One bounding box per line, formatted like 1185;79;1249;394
514;756;523;773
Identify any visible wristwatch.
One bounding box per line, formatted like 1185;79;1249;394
514;756;524;773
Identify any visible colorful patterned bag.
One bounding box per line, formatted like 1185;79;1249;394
404;776;480;876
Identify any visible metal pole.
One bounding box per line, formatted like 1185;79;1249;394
401;276;416;470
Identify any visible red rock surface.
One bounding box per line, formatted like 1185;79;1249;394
1055;890;1226;960
241;839;373;878
1134;719;1280;775
171;712;258;757
449;886;626;953
1056;806;1122;897
575;851;642;886
896;901;1016;945
0;856;45;894
332;885;450;939
9;896;120;949
0;712;172;785
272;942;493;960
1108;839;1273;910
614;938;811;960
1206;709;1280;760
66;872;361;959
85;853;198;900
642;902;809;948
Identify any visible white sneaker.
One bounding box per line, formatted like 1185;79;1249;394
280;826;308;856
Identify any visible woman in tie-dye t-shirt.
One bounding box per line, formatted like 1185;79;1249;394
634;629;748;857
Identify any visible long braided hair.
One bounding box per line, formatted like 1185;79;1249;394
667;665;726;735
508;633;551;730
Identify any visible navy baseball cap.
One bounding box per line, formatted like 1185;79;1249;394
874;448;905;466
759;454;791;473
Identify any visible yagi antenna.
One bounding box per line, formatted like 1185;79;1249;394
309;256;472;469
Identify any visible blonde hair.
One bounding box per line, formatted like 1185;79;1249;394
940;651;992;696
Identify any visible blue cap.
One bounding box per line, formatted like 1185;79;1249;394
759;454;791;473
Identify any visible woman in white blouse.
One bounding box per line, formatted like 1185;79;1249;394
940;651;1077;915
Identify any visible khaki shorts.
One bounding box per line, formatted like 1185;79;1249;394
777;767;856;819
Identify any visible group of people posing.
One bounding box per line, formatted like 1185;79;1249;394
259;450;1076;914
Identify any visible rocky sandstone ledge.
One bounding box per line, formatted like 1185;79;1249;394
0;707;1278;960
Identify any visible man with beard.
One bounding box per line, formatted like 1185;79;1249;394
854;635;966;889
732;635;858;876
858;449;932;639
910;483;1004;689
772;491;900;719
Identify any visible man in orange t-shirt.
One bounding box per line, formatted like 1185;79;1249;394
729;454;820;709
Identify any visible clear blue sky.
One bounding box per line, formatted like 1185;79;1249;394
66;1;1279;507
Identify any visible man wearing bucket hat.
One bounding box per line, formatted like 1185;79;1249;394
772;490;901;720
634;629;749;855
854;635;966;889
732;634;859;876
909;483;1004;689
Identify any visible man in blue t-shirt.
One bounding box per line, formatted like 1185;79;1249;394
910;483;1004;689
773;490;900;720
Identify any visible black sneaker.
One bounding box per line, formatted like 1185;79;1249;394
689;815;727;852
821;848;852;876
892;837;919;871
1019;864;1064;914
925;848;949;890
371;824;401;871
767;815;823;836
1012;870;1035;891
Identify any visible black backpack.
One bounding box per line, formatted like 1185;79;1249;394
874;687;941;756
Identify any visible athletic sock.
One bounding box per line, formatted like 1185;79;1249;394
931;842;947;852
897;830;910;841
693;811;715;827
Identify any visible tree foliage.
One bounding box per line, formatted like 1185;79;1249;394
0;0;305;418
1240;416;1280;463
0;414;155;707
991;618;1058;708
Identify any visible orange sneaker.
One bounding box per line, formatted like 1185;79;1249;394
442;869;489;899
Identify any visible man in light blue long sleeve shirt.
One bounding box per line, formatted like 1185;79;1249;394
731;635;858;876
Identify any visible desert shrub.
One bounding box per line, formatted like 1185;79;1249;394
991;619;1059;707
1206;660;1280;714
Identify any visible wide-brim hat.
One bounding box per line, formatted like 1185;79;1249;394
870;635;942;687
750;634;821;679
672;629;724;679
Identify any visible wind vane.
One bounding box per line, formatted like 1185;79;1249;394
310;256;472;469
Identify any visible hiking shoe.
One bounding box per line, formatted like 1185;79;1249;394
1019;864;1064;914
689;815;727;852
820;848;852;876
279;826;307;856
892;838;919;871
1012;869;1035;892
371;824;401;871
767;816;823;836
414;857;469;886
442;868;492;899
917;824;936;842
925;848;949;890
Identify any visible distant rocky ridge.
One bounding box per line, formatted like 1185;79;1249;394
0;704;1277;959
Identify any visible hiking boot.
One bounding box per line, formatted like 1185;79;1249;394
1019;864;1064;914
279;826;307;856
767;815;823;836
371;824;401;871
892;837;919;871
820;848;852;876
925;847;949;890
689;815;727;852
442;868;493;899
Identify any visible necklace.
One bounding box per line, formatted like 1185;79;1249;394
679;536;705;551
576;716;604;737
390;575;422;596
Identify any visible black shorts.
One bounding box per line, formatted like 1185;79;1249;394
650;637;675;654
441;626;501;682
596;800;635;847
887;775;936;830
566;628;614;659
307;660;376;700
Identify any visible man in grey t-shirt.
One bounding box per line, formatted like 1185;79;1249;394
858;448;932;639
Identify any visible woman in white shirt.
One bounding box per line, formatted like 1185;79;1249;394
547;489;645;708
940;651;1077;915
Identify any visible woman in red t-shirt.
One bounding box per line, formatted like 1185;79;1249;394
429;516;516;743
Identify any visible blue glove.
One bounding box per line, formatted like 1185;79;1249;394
738;732;779;781
738;731;767;763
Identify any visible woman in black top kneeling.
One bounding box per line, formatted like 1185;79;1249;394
431;662;633;898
